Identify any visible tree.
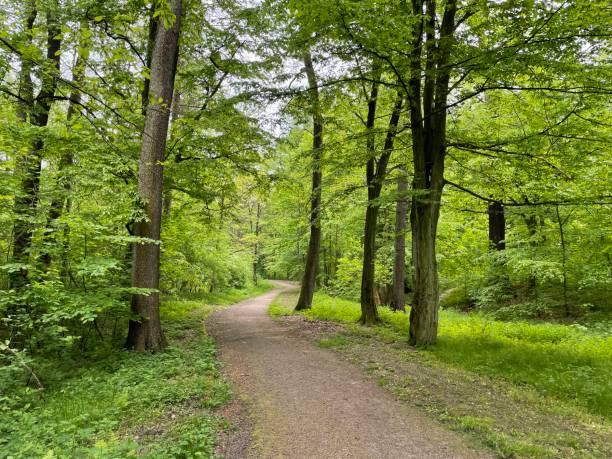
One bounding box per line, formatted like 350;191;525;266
359;79;403;324
405;0;457;345
42;20;90;272
126;0;182;351
390;164;408;311
10;2;61;288
295;50;323;310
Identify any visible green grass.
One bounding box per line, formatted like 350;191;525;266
0;282;273;458
270;292;612;420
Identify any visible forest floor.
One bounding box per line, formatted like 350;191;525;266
267;289;612;459
0;283;275;458
206;281;490;458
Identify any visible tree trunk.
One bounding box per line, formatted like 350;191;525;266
360;202;380;323
162;90;182;221
488;201;505;250
407;0;457;346
253;202;261;285
523;213;540;289
390;166;408;311
295;50;323;311
126;0;182;351
555;206;570;317
141;3;158;115
359;86;403;324
11;5;60;288
10;2;37;288
409;189;442;345
359;65;381;323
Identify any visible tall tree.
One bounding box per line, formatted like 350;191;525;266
126;0;182;351
10;3;61;288
42;20;90;270
359;87;403;324
295;50;323;310
407;0;457;345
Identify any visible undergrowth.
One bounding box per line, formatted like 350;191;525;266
0;282;273;458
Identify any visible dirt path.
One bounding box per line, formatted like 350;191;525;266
207;282;489;458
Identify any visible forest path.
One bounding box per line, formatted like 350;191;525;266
207;282;488;459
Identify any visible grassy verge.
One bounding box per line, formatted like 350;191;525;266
0;282;273;458
270;291;612;458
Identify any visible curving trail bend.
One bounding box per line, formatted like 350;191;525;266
207;281;488;459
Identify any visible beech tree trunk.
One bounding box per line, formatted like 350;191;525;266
11;6;60;288
390;166;408;311
360;89;403;324
126;0;182;351
555;206;570;316
295;50;323;310
488;201;505;250
409;191;442;345
253;202;261;285
360;204;380;323
359;71;382;324
407;0;457;346
141;3;158;116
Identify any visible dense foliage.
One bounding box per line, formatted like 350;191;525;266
0;0;269;367
0;0;610;456
1;288;273;457
257;0;611;328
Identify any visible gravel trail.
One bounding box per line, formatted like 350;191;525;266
207;282;489;459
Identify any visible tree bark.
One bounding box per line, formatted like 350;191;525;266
253;202;261;285
141;3;158;116
126;0;182;351
359;69;382;323
488;201;505;250
360;89;403;324
295;50;323;311
408;0;457;346
390;166;409;311
555;206;570;316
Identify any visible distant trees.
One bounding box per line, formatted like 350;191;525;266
10;2;61;288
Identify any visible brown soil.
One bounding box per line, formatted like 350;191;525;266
207;282;491;458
